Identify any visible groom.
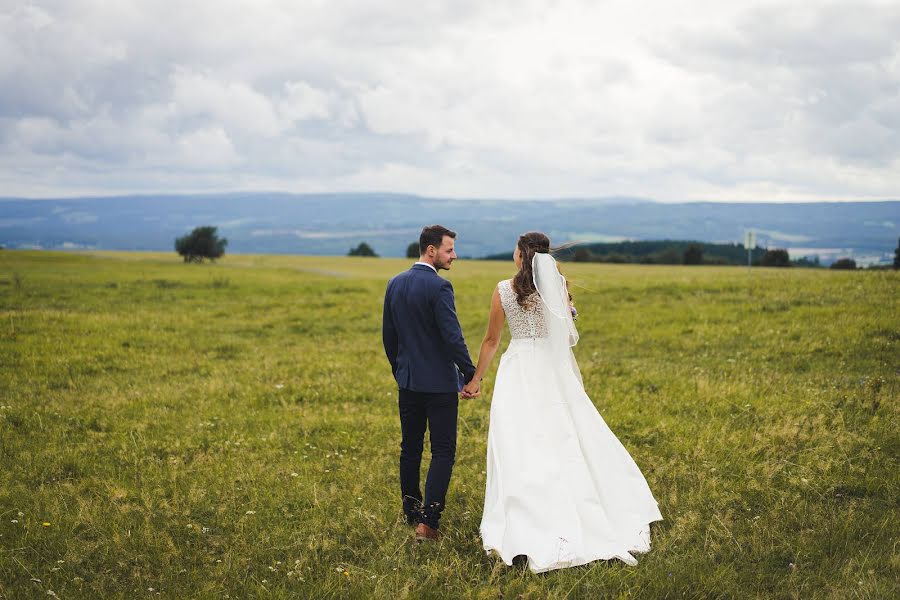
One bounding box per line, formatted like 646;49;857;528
382;224;479;542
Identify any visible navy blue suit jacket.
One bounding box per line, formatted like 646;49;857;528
382;264;476;393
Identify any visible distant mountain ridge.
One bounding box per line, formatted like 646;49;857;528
0;193;897;265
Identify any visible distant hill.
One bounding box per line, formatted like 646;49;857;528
0;193;897;265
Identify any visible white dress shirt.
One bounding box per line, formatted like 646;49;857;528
414;261;437;273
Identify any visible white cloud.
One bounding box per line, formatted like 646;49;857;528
0;0;898;200
174;127;240;168
170;68;282;137
279;81;333;123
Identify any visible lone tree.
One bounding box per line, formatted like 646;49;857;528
894;236;899;270
406;242;419;258
175;226;228;263
761;248;791;267
348;242;378;257
683;244;704;265
830;258;857;270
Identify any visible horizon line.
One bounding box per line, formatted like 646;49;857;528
1;190;898;204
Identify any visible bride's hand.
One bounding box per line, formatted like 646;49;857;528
462;380;480;398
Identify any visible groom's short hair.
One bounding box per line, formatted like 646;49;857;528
419;225;456;255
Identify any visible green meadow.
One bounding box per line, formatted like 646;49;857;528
0;250;897;599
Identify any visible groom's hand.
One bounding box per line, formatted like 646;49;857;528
461;379;480;399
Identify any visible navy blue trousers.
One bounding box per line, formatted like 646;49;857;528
398;388;458;529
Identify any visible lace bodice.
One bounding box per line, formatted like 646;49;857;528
498;279;548;339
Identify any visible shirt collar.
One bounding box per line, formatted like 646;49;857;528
413;261;437;273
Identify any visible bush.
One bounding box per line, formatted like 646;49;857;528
175;226;228;263
893;237;899;270
573;247;592;262
683;244;704;265
654;248;682;265
349;242;378;257
406;242;419;259
830;258;857;270
761;249;791;267
792;256;821;268
603;253;630;264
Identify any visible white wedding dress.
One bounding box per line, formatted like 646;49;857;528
480;258;663;573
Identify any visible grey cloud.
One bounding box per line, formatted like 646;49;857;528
738;3;900;67
662;2;900;69
0;0;898;199
652;1;900;173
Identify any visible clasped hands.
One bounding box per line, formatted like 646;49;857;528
461;378;481;399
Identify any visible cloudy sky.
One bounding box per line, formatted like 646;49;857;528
1;0;898;201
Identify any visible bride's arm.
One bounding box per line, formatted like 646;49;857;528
466;286;505;392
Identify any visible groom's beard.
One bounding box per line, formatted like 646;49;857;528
434;257;453;270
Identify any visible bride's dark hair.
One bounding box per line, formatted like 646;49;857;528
512;232;551;308
513;232;575;308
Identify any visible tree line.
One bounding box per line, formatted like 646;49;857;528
172;227;900;270
484;240;895;269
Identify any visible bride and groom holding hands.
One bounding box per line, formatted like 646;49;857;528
382;224;662;573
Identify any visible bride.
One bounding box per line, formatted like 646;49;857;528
463;232;663;573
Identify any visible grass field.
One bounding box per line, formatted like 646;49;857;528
0;250;897;599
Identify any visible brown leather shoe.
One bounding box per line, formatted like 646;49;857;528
414;523;441;542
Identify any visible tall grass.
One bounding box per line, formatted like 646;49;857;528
0;250;897;599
